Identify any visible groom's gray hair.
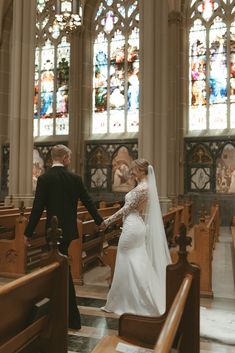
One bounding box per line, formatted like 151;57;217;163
51;144;71;161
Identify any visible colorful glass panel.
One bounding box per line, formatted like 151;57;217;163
209;18;227;104
35;0;71;137
40;42;54;120
92;0;139;135
127;27;139;131
56;37;70;135
189;20;207;130
197;0;218;21
104;11;114;34
230;21;235;105
110;31;125;115
93;33;108;133
188;1;235;133
34;48;40;119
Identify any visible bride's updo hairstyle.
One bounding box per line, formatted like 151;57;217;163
132;158;149;175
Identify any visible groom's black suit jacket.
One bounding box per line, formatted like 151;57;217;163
25;166;103;242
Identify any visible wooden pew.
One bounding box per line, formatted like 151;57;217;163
78;204;120;222
163;205;184;247
0;213;28;276
0;211;48;277
0;216;68;353
170;202;220;298
0;203;121;282
0;203;85;217
0;204;14;211
69;219;104;285
69;204;122;285
0;205;31;216
181;200;193;230
91;223;200;353
210;200;220;246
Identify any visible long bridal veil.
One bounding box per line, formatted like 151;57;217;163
145;165;172;290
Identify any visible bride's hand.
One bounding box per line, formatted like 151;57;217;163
99;221;107;231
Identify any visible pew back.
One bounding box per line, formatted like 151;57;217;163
0;214;48;276
0;239;68;353
170;202;220;297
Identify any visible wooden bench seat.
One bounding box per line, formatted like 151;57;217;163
163;205;184;247
0;217;68;353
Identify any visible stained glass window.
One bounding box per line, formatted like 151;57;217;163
188;0;235;132
92;0;139;135
34;0;70;137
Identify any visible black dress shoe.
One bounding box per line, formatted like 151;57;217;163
68;324;81;330
68;319;81;330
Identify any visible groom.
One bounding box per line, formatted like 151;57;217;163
24;144;103;329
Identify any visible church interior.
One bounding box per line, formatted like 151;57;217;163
0;0;235;352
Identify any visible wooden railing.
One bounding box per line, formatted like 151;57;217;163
154;274;192;353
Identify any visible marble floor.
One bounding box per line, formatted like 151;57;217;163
68;226;235;353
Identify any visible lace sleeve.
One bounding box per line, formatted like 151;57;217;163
104;183;148;227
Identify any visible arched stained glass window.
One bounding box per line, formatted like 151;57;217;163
92;0;139;135
34;0;70;137
188;0;235;133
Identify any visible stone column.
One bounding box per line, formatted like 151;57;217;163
0;0;12;201
139;0;170;212
6;0;35;206
167;9;184;199
69;27;85;174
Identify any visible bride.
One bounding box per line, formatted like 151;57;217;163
101;158;172;316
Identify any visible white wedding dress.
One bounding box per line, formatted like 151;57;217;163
103;179;169;316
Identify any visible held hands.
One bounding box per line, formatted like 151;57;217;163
99;221;107;231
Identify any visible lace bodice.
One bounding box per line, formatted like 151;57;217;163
104;180;148;227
